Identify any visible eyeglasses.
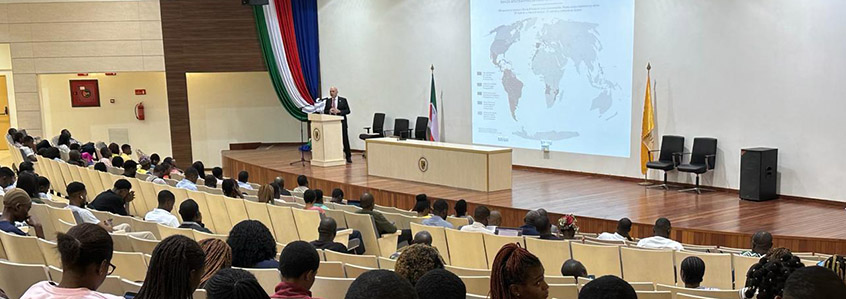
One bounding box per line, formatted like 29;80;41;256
107;263;117;275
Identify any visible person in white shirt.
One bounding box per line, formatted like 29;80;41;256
176;167;199;191
144;190;180;228
292;175;309;194
146;163;169;185
460;205;495;234
597;217;634;242
237;171;253;190
636;218;684;251
19;135;37;162
0;167;16;196
65;182;143;237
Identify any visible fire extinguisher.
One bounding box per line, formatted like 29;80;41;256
135;102;145;120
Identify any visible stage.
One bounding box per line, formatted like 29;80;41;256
222;146;846;254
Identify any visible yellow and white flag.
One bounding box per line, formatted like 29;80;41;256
640;66;655;175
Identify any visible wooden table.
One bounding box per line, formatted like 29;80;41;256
365;137;512;191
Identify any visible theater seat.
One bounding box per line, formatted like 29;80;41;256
678;137;718;194
359;112;386;140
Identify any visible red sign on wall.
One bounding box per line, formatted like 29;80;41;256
135;89;146;95
70;80;100;107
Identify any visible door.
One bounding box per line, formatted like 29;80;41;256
0;76;10;150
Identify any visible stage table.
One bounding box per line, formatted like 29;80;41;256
365;137;512;191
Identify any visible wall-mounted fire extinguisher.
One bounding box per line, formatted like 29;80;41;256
135;102;145;120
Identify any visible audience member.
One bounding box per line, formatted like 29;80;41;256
204;174;218;188
636;218;684;251
391;231;433;259
98;147;113;167
18;161;34;175
395;244;445;286
520;210;542;236
150;153;161;168
275;177;292;196
330;188;345;204
0;188;44;238
119;144;132;160
0;166;17;195
560;259;588;279
222;178;243;199
557;214;579;239
137;155;151;174
107;143;119;158
293;175;309;193
20;224;122;299
578;275;637;299
179;199;213;233
111;156;124;168
122;160;138;177
422;199;454;229
313;189;330;210
176;166;199;191
198;238;232;287
822;255;845;284
272;241;321;298
597;218;633;241
144;190;180;227
89;179;134;216
356;192;412;244
57;133;71;160
44;147;62;160
20;135;37;161
490;243;548;299
17;172;41;203
257;184;274;203
146;163;168;185
163;157;183;175
452;199;474;224
310;217;348;253
135;235;206;299
228;220;278;268
36;176;51;201
489;210;502;228
206;268;269;299
345;269;418;299
212;167;224;185
94;162;108;172
461;205;494;234
767;247;794;260
533;212;562;240
782;266;846;299
303;190;325;214
66;182;119;233
237;171;253;190
743;252;804;299
67;150;85;167
415;269;466;299
680;256;717;290
412;196;431;218
741;231;773;258
192;161;206;178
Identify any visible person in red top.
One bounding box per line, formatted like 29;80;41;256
271;241;321;299
303;190;324;214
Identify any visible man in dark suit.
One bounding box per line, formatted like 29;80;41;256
323;86;352;163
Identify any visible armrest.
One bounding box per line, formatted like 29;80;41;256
647;149;660;162
334;228;353;245
363;127;371;134
705;154;716;169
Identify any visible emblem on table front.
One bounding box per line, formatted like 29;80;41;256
312;128;321;141
418;157;429;172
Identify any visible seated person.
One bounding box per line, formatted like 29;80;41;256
122;160;138;178
489;243;549;299
111;156;124;168
205;268;269;299
222;179;243;199
579;275;637;299
356;192;412;245
36;176;52;202
212;167;224;185
274;177;292;196
179;199;213;233
741;231;773;257
488;210;502;231
421;199;454;229
312;189;330;210
176;167;200;191
597;218;634;241
414;269;466;299
412;195;431;218
451;199;474;224
89;179;135;216
120;144;133;161
782;265;846;298
303;190;325;214
0;167;17;195
228;220;279;268
198;238;233;288
534;213;561;240
556;214;579;239
134;235;205;298
680;256;717;290
391;231;432;259
636;218;684;251
345;270;417;299
741;252;804;299
461;205;494;234
237;171;254;190
293;175;309;193
519;210;542;236
395;244;445;286
560;259;588;279
309;217;347;253
144;190;180;227
204;174;218;188
271;241;321;298
66;182;124;233
0;188;44;238
146;163;169;185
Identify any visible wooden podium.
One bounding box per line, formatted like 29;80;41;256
309;113;346;167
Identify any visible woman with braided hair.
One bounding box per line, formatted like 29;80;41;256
490;243;549;299
822;255;846;284
198;238;232;287
742;251;804;299
135;235;206;299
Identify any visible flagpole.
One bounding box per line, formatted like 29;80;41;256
638;63;653;186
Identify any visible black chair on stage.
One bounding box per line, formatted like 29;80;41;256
678;137;718;194
385;118;410;140
413;116;429;140
646;135;685;189
359;113;386;140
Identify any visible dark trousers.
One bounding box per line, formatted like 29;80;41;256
349;229;365;255
342;120;351;161
398;229;412;246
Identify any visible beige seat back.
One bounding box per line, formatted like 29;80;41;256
445;265;490;276
344;263;376;278
344;211;383;257
324;250;379;268
128;234;160;255
323;208;348;228
30;203;58;241
193;230;228;242
36;238;62;268
206;193;234;234
621;247;676;285
524;238;572;276
377;256;396;270
635;291;672;299
446;216;470;228
267;204;300;244
130;217;162;239
460;276;490;297
0;230;46;264
675;251;733;290
137;179;159;216
291;208;322;242
125;177;150;217
0;260;49;299
312;276;355;299
732;254;760;290
244;200;274;236
99;275;125;296
185;189;217;233
316;261;346;278
223;196;249;228
410;222;450;264
158;223;196;240
445;228;488;268
548;284;579;299
570;242;622;278
112;251;148;282
656;283;744;299
240;267;280;295
482;234;524;266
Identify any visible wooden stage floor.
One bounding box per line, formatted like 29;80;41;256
222;146;846;253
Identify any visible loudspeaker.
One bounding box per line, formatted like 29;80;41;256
242;0;268;5
740;147;778;201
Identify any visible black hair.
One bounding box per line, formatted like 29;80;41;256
332;188;344;199
578;275;637;299
16;172;38;198
617;218;633;241
184;166;198;178
822;255;846;284
415;269;465;299
0;167;14;178
413;200;430;213
99;147;111;159
227;220;277;267
121;144;131;152
744;252;805;299
37;176;50;188
297;175;308;186
680;256;706;285
204;175;217;188
237;171;249;183
153;163;170;175
473;205;490;221
303;189;316;204
222;179;238;198
454;199;468;217
135;235;206;299
150;153;160;164
432;199;448;214
191;161;206;178
561;259;587;278
36;140;51;152
12;132;23;143
313;189;324;204
22;135;33;144
416;194;427;202
114;179;132;190
158;190;175;205
94;162;107;172
111;156;124;168
782;266;846;298
69;143;80;151
205;268;269;299
278;241;320;279
123;160;137;171
44;147;61;159
57;223;113;273
66;182;86;196
18;161;34;173
212;167;223;179
108;143;119;155
345;269;418;299
58;133;70;146
163;157;176;167
179;199;200;222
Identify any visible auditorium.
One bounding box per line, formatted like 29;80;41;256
0;0;844;298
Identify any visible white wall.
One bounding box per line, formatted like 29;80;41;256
186;72;302;168
319;0;846;202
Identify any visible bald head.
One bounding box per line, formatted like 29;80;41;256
318;217;338;240
360;192;375;210
329;87;338;98
751;231;773;254
412;231;433;246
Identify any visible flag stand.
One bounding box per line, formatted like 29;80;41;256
638;173;653;186
638;63;654;186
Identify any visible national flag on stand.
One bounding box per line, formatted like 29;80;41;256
428;68;440;141
640;64;656;175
